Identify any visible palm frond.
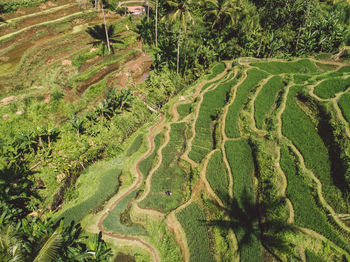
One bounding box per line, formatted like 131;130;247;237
33;229;62;262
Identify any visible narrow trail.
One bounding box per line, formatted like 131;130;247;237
273;84;296;223
248;75;274;132
0;3;78;28
136;123;170;204
220;69;247;199
165;212;190;262
200;149;225;208
182;63;231;166
97;115;165;262
289;143;350;234
0;10;95;42
276;147;295;223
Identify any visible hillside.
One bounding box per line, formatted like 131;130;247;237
53;56;350;261
1;0;350;261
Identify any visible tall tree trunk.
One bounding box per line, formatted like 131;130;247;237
155;0;158;48
177;27;181;74
295;24;302;52
147;0;149;22
101;1;111;55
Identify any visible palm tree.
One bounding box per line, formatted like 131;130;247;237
204;0;241;30
32;229;62;262
0;225;24;262
86;24;123;56
163;0;195;74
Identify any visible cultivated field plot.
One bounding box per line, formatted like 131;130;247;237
90;56;350;261
3;8;349;258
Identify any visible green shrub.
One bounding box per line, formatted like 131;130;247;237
254;76;283;129
176;203;214;262
225;68;268;138
251;59;319;75
338;93;350;123
314;77;350;99
206;150;229;205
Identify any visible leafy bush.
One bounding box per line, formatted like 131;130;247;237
206;150;229;205
189;76;237;162
225;68;268;138
314;77;350;99
254;76;283;129
338;93;350;123
176;203;214;262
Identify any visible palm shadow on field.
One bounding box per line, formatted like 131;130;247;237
203;188;299;258
86;24;124;55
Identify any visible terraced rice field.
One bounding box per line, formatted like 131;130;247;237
4;8;349;259
58;56;348;261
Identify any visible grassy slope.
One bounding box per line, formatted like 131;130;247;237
282;86;348;213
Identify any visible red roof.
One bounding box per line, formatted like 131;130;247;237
127;6;145;13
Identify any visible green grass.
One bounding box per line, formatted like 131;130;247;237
225;139;262;262
338;93;350;123
293;74;312;85
176;203;214;262
140;123;187;212
315;62;338;72
139;133;162;178
189;76;237;162
206;150;230;205
313;77;350;99
254;75;283;129
126;134;143;157
176;103;192;121
305;250;326;262
225;68;268;138
338;65;350;73
251;59;319;75
280;147;350;253
57;167;121;225
103;190;147;236
315;53;332;60
207;62;226;80
282;86;348;213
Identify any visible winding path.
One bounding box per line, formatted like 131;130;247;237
98;115;165;262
